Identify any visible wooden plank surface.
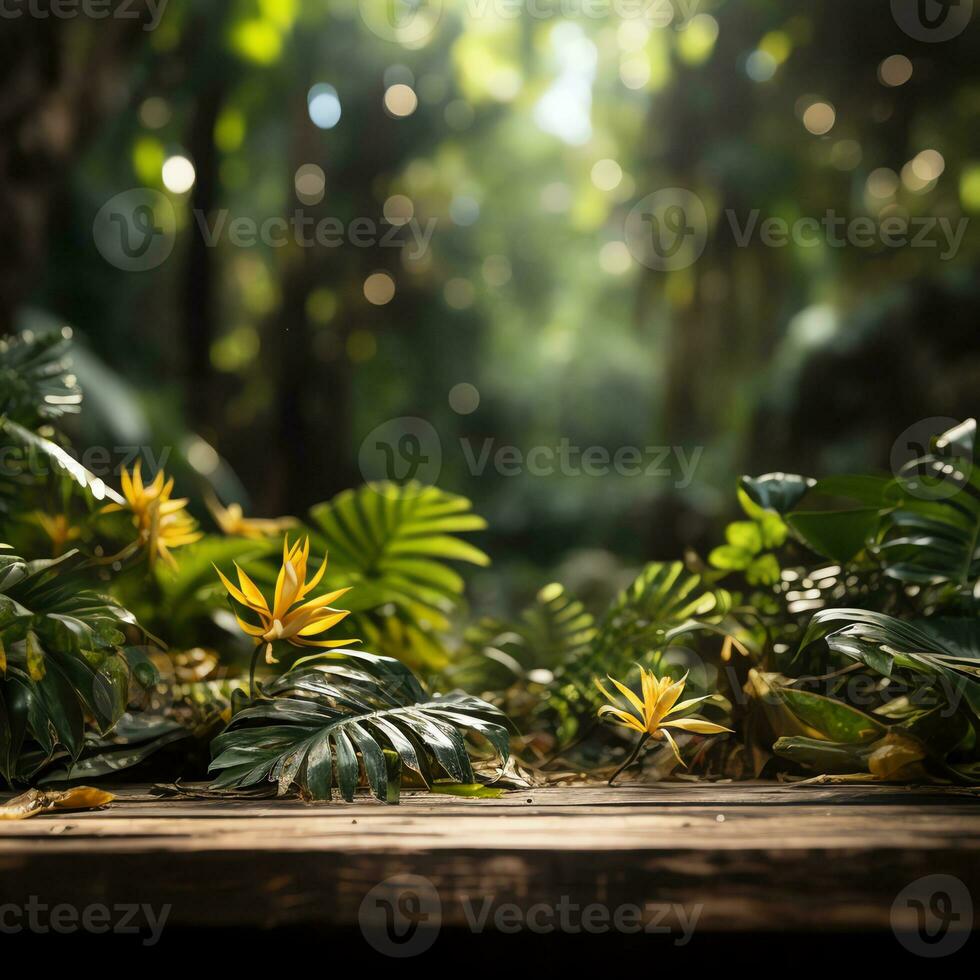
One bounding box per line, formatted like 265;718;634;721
0;783;977;935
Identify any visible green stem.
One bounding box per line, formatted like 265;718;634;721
608;732;651;786
248;643;265;701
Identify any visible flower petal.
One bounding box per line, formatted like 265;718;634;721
608;675;645;715
597;704;646;734
661;718;733;735
234;563;269;611
234;614;267;638
660;728;687;767
663;695;713;718
214;565;250;606
296;609;350;636
293;636;360;648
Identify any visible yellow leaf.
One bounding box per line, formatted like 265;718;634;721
868;733;925;780
0;786;115;821
25;632;44;681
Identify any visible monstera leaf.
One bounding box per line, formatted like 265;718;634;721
876;418;979;592
0;550;156;784
208;650;510;803
307;482;489;633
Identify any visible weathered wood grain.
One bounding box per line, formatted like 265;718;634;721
0;783;977;934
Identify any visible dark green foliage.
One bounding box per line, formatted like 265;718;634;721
878;419;979;591
209;650;509;802
0;332;81;426
0;549;157;785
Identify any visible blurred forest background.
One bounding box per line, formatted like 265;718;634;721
2;0;979;613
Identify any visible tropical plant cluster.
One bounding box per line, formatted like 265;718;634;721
1;331;977;801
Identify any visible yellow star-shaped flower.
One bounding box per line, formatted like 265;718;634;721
215;535;356;666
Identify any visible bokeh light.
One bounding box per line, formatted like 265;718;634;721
879;55;913;87
363;272;396;305
162;155;196;193
802;101;835;136
308;84;341;129
384;84;418;118
590;159;623;191
294;164;326;205
383;194;414;226
448;382;480;415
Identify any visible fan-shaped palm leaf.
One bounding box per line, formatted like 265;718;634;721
307;481;489;634
209;650;509;802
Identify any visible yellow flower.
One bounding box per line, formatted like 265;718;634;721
596;667;732;777
205;492;298;540
215;535;356;666
34;512;81;557
103;460;202;569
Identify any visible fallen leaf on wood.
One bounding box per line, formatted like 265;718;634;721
0;787;115;820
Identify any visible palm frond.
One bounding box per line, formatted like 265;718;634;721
209;650;510;802
306;483;489;669
876;418;979;592
450;582;596;693
801;608;980;719
0;332;82;426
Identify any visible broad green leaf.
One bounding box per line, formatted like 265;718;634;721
209;651;509;803
787;508;880;562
